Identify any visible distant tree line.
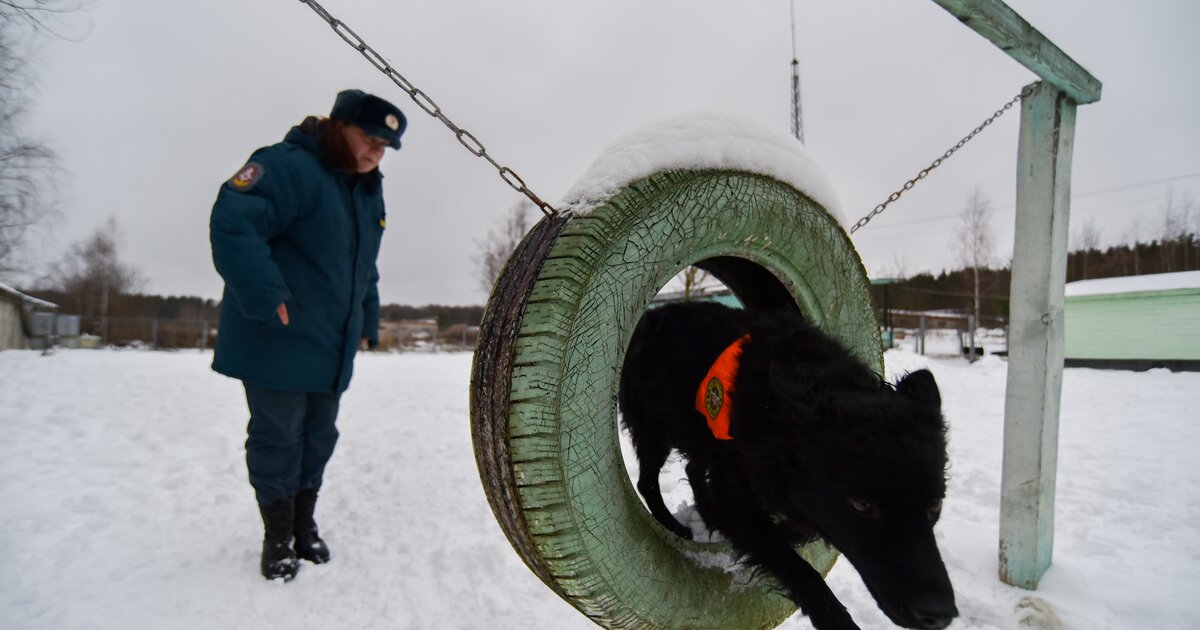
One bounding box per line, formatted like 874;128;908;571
27;283;487;332
1066;232;1198;281
378;304;484;329
871;267;1012;325
28;289;222;321
873;232;1199;327
22;217;1195;336
872;186;1198;329
15;180;1195;344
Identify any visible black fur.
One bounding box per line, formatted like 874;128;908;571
619;302;957;630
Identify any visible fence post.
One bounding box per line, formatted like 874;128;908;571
918;315;926;355
968;314;977;362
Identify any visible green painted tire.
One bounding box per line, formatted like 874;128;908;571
470;169;881;629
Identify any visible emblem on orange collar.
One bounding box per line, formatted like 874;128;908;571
703;377;725;419
694;334;750;441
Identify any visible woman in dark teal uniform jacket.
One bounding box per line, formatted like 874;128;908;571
210;89;406;581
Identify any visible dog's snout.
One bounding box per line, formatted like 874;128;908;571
909;599;958;630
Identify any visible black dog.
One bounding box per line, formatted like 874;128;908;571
619;301;957;630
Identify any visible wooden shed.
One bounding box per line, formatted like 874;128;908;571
0;282;59;351
1064;271;1200;371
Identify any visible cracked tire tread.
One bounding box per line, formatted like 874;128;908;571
470;170;881;629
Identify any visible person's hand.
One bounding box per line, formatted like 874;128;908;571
360;338;369;351
276;303;290;326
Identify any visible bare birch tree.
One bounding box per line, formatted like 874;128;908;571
1;1;85;27
47;216;144;317
1182;192;1195;270
1124;218;1142;275
0;1;84;279
878;253;910;282
680;266;709;300
1073;218;1101;279
475;200;536;293
953;188;995;323
1157;189;1196;272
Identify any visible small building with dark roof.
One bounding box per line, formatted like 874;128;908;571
0;282;59;351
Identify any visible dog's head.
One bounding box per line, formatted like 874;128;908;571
746;367;958;630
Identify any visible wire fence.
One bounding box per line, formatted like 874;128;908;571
45;316;216;350
34;315;478;352
34;312;999;357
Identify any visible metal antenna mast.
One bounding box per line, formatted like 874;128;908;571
789;0;805;145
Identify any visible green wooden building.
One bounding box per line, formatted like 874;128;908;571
1064;270;1200;371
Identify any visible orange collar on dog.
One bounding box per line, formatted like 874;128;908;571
695;334;751;441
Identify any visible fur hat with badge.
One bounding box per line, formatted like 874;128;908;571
330;89;407;149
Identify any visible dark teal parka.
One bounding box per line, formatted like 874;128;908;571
210;119;386;394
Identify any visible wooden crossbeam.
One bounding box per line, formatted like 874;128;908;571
931;0;1102;104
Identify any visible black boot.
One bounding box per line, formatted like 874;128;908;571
293;488;330;564
258;498;300;581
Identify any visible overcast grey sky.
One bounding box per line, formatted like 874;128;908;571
20;0;1200;305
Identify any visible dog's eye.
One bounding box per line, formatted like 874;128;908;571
848;498;877;517
928;499;943;521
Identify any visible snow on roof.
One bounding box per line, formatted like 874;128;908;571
558;111;844;224
1065;270;1200;297
0;281;58;310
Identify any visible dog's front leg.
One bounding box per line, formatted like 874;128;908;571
738;526;858;628
633;442;694;540
708;481;859;629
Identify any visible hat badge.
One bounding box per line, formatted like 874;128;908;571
385;114;400;131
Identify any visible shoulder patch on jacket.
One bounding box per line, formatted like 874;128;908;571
227;162;265;192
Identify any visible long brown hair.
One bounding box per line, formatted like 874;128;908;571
302;116;358;172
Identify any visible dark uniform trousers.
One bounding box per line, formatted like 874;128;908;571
244;384;341;506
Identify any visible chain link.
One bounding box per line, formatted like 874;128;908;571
296;0;557;217
848;85;1034;234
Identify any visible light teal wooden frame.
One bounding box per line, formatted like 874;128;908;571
929;0;1102;590
932;0;1101;104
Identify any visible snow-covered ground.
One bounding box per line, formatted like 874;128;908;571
1;348;1197;629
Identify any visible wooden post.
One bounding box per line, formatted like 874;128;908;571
999;80;1077;589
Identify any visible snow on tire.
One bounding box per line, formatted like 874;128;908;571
470;169;881;629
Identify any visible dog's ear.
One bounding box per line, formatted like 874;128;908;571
896;369;941;407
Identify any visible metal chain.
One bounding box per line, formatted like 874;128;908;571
848;85;1034;234
296;0;557;217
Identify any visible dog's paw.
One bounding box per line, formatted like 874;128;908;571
805;609;860;630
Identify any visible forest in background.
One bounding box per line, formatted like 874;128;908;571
13;191;1198;343
21;230;1197;335
871;233;1199;326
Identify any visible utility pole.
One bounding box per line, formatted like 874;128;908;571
789;0;805;144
